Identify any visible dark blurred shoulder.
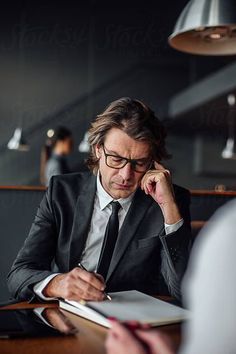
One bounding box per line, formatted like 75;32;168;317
173;184;190;200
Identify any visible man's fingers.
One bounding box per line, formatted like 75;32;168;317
94;272;105;283
43;269;105;300
141;173;160;194
154;161;165;170
75;267;105;291
141;169;171;192
67;276;105;301
153;161;171;175
59;267;105;301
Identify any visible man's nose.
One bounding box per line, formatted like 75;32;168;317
118;162;133;180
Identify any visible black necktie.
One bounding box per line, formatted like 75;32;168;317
97;201;121;279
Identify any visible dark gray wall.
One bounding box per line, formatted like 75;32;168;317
0;1;235;189
0;189;44;301
167;134;236;190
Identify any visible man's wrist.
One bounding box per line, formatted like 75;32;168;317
165;218;184;235
33;273;60;301
160;201;181;224
42;274;63;298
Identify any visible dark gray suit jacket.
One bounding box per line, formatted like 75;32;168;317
7;172;191;301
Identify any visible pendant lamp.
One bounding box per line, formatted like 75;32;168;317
169;0;236;55
7;127;30;151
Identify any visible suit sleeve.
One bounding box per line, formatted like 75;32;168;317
159;187;192;300
7;178;59;301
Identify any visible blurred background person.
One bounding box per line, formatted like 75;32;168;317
105;199;236;354
40;126;73;186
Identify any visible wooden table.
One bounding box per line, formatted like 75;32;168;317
0;301;181;354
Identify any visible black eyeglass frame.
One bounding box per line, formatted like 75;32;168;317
102;145;153;173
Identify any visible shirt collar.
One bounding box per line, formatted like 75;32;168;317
96;173;135;212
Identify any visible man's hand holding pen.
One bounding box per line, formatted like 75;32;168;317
42;266;108;302
78;263;112;301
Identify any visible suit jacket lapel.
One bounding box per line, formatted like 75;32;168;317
69;174;96;269
106;189;154;282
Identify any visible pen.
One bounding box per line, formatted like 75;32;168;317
78;263;112;301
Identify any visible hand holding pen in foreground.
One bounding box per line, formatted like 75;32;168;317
106;319;174;354
78;263;112;301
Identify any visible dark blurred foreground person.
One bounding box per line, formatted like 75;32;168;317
106;199;236;354
40;126;73;186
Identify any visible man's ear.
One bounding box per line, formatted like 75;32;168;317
95;144;102;159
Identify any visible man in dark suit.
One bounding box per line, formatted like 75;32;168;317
7;97;191;302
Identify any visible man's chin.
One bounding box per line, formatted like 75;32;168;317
111;186;136;199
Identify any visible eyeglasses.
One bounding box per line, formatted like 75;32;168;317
102;145;152;173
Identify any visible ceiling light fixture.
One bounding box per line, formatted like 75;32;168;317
169;0;236;55
47;129;55;138
221;94;236;159
7;127;30;152
78;132;90;153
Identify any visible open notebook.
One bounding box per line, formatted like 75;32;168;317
59;290;189;328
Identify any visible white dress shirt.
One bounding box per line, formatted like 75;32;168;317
180;200;236;354
34;174;183;300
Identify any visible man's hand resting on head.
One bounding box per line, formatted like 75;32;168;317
141;162;182;225
42;267;106;301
